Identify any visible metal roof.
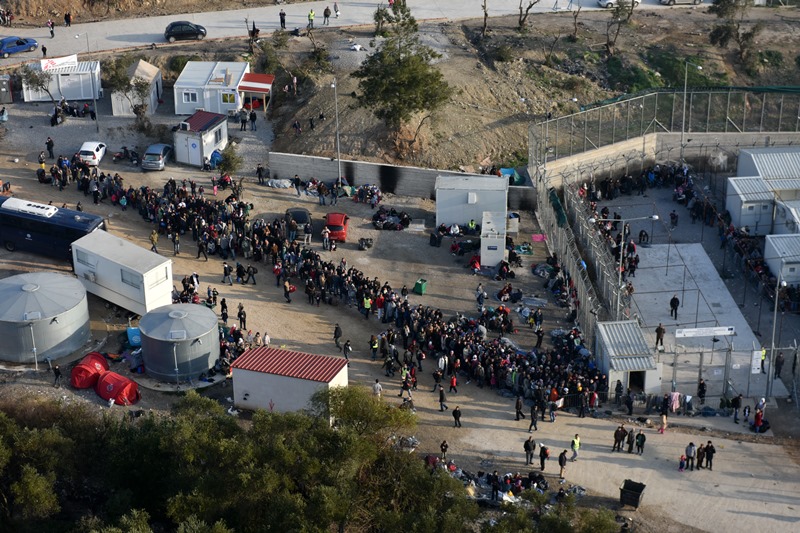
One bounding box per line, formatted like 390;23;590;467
765;234;800;260
174;61;248;89
231;347;348;383
765;179;800;192
126;59;160;83
32;60;100;74
728;177;772;202
0;272;86;322
72;230;171;274
597;320;657;372
139;304;218;341
741;147;800;180
435;175;509;191
239;72;275;94
185;110;226;132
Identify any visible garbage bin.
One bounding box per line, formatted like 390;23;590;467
414;278;427;295
619;479;645;509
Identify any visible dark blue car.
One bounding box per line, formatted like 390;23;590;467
0;37;38;58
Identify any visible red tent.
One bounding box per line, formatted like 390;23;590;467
94;371;141;405
70;352;110;389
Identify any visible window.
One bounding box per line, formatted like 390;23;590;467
75;249;94;267
747;205;754;211
148;266;169;288
221;92;236;104
121;269;143;290
214;129;222;144
182;91;198;103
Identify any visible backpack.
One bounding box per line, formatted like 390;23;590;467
543;447;550;458
252;267;258;274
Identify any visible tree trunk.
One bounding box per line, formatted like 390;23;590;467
482;1;489;38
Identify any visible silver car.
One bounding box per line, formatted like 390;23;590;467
660;0;702;4
141;143;172;171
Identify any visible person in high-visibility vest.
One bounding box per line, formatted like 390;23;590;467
570;434;580;462
308;9;315;29
761;347;767;374
362;295;371;319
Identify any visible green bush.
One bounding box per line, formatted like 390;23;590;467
272;29;289;49
606;56;662;92
494;45;514;63
168;55;201;74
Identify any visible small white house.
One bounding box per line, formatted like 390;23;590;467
72;231;173;317
173;61;249;115
173;110;228;168
480;211;507;267
232;347;349;412
725;177;773;235
22;61;101;102
737;147;800;180
764;235;800;285
435;174;509;228
111;59;162;117
595;321;661;395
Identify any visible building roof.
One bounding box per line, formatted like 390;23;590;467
728;177;772;202
741;147;800;180
126;59;160;83
174;61;249;89
231;347;348;383
0;272;86;322
597;320;657;371
435;175;509;192
32;60;100;74
184;110;227;132
72;230;171;273
765;178;800;192
238;72;275;94
765;234;800;261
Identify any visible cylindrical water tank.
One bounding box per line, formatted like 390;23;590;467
138;304;219;382
0;272;90;364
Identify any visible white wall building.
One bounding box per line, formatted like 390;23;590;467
434;175;508;228
111;59;162;117
22;61;101;102
173;110;228;168
725;177;773;235
764;235;800;285
72;231;173;316
595;321;661;395
232;347;349;412
173;61;249;115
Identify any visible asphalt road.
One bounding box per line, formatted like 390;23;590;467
0;0;688;67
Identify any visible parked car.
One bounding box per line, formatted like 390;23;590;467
659;0;702;4
141;143;172;171
0;36;38;58
597;0;640;7
325;212;350;243
78;142;107;166
164;21;207;43
285;208;312;227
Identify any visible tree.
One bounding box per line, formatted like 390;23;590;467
354;3;453;133
217;143;243;176
708;0;763;62
19;64;55;106
570;5;582;42
10;465;59;520
518;0;541;31
605;3;629;56
482;0;489;39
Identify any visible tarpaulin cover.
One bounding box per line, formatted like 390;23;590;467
70;352;110;389
95;371;141;405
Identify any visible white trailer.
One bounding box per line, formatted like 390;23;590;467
71;231;173;316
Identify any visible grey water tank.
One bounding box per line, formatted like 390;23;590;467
0;272;90;364
138;304;219;382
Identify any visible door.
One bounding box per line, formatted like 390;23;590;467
187;137;202;167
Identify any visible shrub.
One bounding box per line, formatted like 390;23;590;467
494;45;514;63
168;55;201;74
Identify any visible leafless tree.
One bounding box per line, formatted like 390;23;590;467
544;34;561;66
482;0;489;38
518;0;541;31
570;5;582;42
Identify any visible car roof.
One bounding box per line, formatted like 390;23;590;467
0;37;22;44
168;21;194;26
80;141;103;149
326;212;348;223
145;143;171;153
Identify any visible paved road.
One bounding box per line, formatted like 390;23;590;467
0;0;684;67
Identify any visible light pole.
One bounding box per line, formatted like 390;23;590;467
588;214;659;320
75;32;100;134
680;61;702;162
768;258;787;398
331;77;341;184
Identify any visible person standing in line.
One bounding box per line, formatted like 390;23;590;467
670;294;680;319
334;2;340;18
524;436;535;465
626;428;635;453
323;5;331;25
249;109;257;131
558;450;568;480
333;323;342;350
515;396;525;421
705;441;716;470
635;430;646;455
438;385;448;411
655;323;665;348
732;393;743;424
697;378;707;405
53;365;62;388
452;406;462;427
528;402;538;432
539;443;549;472
279;9;286;29
440;440;448;461
696;443;705;469
372;378;382;398
149;229;159;254
46;136;55;159
570;433;580;462
685;442;697;471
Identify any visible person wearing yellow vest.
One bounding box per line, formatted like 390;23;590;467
308;9;315;29
761;347;766;374
570;433;580;462
362;295;372;319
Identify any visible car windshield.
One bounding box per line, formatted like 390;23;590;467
79;151;94;157
327;225;344;231
143;154;161;161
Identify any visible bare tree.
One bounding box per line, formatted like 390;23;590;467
482;0;489;39
570;5;582;42
605;4;626;56
544;34;560;66
518;0;541;31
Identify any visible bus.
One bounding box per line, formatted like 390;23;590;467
0;197;106;261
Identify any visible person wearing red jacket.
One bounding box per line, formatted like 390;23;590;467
449;374;458;394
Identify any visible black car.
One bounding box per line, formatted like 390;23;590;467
285;208;312;227
164;21;207;43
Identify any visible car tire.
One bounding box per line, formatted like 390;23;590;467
29;46;36;52
605;2;614;7
168;36;176;43
197;34;205;40
669;0;676;4
2;52;8;59
4;241;15;252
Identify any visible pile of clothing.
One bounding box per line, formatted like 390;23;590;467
372;206;412;230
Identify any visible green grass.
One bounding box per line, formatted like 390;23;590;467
606;56;663;93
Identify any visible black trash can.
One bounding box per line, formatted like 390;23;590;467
619;479;645;509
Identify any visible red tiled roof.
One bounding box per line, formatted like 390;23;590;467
185;110;227;132
238;72;275;94
231;347;347;383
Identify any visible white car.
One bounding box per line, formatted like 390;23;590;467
598;0;640;7
659;0;702;4
78;141;107;166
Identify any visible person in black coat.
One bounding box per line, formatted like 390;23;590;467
539;444;549;471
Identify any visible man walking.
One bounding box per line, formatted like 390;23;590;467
333;323;342;350
539;443;549;472
46;136;55;159
279;9;286;30
570;434;580;462
528;402;538;432
440;440;448;460
372;378;382;398
775;351;785;378
452;406;462;427
670;294;680;319
685;442;697;471
558;450;568;480
514;396;525;421
149;229;159;254
524;436;535;465
53;364;62;388
732;393;743;424
438;385;448;411
655;323;665;348
221;262;233;285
